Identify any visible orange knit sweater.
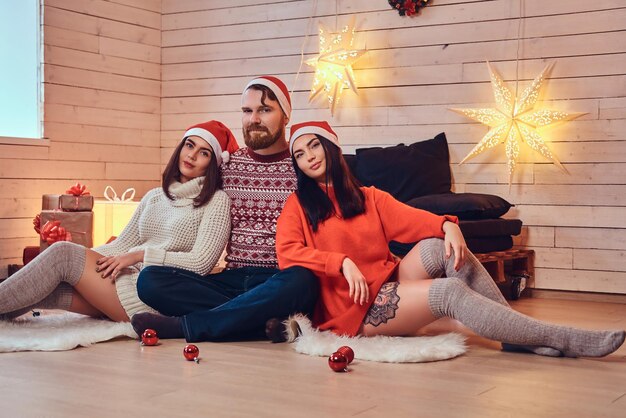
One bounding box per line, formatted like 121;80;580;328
276;186;458;336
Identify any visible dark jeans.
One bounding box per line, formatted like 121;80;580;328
136;266;319;342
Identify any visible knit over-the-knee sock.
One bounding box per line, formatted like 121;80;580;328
428;278;625;358
418;238;561;357
419;238;508;305
0;241;85;315
0;283;74;320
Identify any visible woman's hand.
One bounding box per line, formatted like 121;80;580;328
96;251;144;281
341;257;369;305
443;221;467;271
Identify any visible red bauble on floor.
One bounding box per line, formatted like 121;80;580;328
328;352;348;372
141;329;159;346
183;344;200;363
336;346;354;364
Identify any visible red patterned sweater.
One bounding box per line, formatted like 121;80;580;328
221;147;296;269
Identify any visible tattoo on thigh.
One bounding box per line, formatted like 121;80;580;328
363;281;400;327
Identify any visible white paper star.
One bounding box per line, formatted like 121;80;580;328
450;62;586;183
306;16;367;116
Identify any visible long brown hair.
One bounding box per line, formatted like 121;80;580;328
161;139;222;207
293;135;365;231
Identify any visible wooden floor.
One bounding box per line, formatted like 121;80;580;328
1;298;625;418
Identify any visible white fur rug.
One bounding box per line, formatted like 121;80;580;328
285;315;467;363
0;312;137;352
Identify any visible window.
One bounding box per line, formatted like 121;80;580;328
0;0;40;139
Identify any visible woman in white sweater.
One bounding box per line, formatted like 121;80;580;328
0;120;239;322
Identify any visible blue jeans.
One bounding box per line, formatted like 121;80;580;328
136;266;319;342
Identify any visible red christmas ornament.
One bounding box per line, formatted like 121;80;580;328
328;352;348;372
336;346;354;364
141;329;159;346
183;344;200;363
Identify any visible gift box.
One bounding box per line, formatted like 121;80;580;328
42;182;94;212
39;210;93;251
59;194;94;211
42;194;61;210
23;246;40;265
42;193;94;211
92;200;139;247
7;264;23;277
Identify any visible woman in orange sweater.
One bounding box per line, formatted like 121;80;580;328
276;121;624;358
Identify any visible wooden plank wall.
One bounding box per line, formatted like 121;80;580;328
161;0;625;294
0;0;162;278
1;0;623;294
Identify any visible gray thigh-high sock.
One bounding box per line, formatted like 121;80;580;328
419;238;561;357
428;278;625;358
419;238;508;305
0;241;85;315
0;283;74;320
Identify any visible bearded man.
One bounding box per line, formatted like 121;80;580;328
132;76;318;342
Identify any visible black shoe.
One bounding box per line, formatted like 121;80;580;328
130;312;184;339
265;317;303;343
265;318;288;343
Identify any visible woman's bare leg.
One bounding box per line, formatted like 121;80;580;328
68;290;105;317
362;280;436;337
73;249;129;322
414;317;470;336
396;244;431;281
359;276;476;338
3;288;104;319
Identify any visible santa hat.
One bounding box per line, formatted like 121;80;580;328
244;76;292;118
183;120;240;166
289;121;339;155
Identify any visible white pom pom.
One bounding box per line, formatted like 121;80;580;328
221;151;230;164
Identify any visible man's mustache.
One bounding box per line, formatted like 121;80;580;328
246;124;269;133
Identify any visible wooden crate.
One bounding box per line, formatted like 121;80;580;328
475;249;535;288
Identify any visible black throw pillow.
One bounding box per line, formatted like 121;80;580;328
343;154;358;177
389;235;514;256
354;132;452;202
406;192;513;220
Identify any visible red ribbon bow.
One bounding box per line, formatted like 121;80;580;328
40;220;72;245
33;214;41;234
66;182;91;196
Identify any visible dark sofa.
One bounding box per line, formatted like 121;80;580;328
342;133;521;255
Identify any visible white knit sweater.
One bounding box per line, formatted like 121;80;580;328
93;177;231;316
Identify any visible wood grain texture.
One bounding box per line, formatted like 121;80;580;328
156;0;625;294
0;298;624;417
1;1;624;294
0;0;161;270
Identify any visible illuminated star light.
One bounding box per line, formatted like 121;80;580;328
306;16;367;116
450;62;586;183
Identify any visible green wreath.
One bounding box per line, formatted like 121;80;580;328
388;0;431;16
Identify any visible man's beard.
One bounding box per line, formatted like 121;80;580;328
243;123;285;151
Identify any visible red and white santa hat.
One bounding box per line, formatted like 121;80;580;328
183;120;240;166
243;75;292;119
288;121;339;155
